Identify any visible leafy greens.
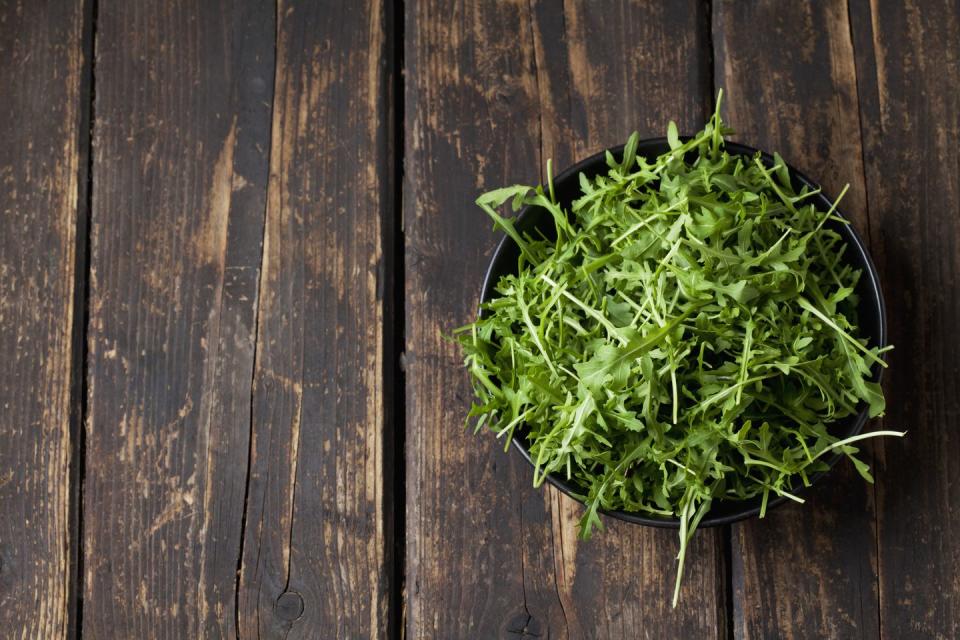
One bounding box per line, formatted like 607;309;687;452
455;94;902;606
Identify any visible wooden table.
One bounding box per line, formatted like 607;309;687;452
1;1;957;638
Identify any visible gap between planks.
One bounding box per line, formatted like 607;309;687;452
387;0;408;638
67;0;99;636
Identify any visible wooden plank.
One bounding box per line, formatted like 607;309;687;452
0;1;88;637
405;1;724;637
84;1;275;636
236;1;394;637
848;1;960;637
712;2;882;637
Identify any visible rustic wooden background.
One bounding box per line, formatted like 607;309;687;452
0;0;956;638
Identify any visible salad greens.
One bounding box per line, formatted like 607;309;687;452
455;94;902;606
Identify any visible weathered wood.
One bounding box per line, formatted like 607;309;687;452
404;1;724;637
0;0;88;637
848;1;960;637
713;2;881;637
236;1;394;638
84;1;275;636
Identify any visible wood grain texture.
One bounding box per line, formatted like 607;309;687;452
713;2;881;638
0;1;88;637
848;0;960;637
84;1;275;636
236;0;394;637
404;1;724;638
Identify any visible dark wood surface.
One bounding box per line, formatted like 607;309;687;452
0;1;88;637
239;1;393;637
1;0;958;638
714;2;881;638
848;1;960;636
84;2;273;636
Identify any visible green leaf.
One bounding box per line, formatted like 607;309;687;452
621;131;639;172
577;307;700;391
667;121;681;150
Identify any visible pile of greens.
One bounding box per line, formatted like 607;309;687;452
455;96;900;605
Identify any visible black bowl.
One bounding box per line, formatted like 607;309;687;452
479;137;887;528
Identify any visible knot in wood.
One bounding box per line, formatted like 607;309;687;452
275;591;304;622
505;612;543;637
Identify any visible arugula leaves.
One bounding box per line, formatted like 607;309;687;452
456;94;902;606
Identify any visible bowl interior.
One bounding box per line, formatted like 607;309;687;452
479;137;887;528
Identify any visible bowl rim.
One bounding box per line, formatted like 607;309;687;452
478;136;888;528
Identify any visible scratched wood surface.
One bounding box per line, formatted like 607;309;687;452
714;2;881;638
237;0;394;637
0;1;88;637
848;0;960;637
84;1;276;637
84;0;393;637
403;2;725;638
2;0;960;638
